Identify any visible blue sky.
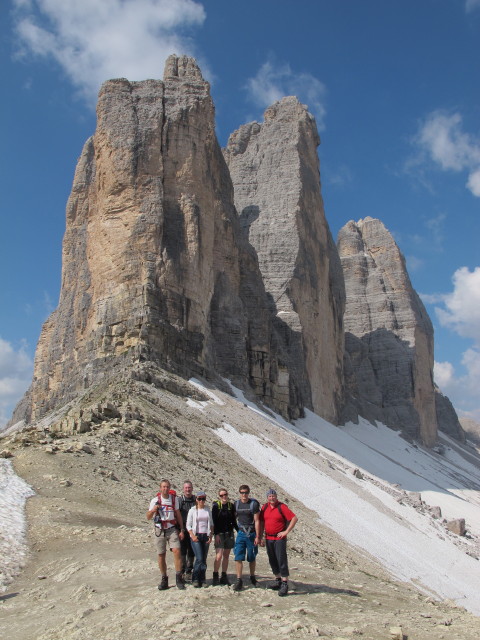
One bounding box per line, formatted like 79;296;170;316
1;0;479;426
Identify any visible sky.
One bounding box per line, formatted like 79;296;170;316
0;0;479;426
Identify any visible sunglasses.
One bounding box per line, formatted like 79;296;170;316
219;493;228;497
197;497;206;500
239;491;249;494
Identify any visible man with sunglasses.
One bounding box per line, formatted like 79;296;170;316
233;484;260;591
212;488;237;585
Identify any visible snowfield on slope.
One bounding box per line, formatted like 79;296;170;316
207;383;480;616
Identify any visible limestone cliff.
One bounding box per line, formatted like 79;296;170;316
224;98;345;424
338;217;437;446
10;56;463;446
15;56;301;423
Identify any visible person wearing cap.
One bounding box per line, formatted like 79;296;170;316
259;488;298;597
186;491;214;588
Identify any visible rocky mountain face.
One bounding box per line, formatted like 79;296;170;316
10;55;462;446
338;217;448;446
224;97;345;424
14;55;326;426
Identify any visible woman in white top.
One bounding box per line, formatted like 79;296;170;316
186;490;214;587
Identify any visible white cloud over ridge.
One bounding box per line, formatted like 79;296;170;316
13;0;206;104
0;338;33;429
413;111;480;198
245;58;327;130
432;267;480;419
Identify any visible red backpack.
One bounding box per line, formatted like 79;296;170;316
261;502;290;528
154;489;178;530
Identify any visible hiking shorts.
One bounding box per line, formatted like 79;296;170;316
214;531;235;550
234;530;258;562
154;526;181;554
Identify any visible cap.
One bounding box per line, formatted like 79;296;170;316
196;491;207;498
266;488;277;497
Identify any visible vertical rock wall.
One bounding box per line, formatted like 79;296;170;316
11;56;462;445
20;56;299;423
338;217;437;446
224;97;345;424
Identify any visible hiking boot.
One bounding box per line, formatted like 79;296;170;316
212;572;220;586
269;577;282;590
249;574;258;586
158;575;168;591
233;578;243;592
193;580;202;588
278;580;288;597
176;572;185;590
219;572;230;586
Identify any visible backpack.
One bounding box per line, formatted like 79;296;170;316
261;502;290;529
213;499;233;511
178;494;196;517
154;489;178;533
234;498;259;514
234;498;260;533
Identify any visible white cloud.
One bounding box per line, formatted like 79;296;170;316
431;267;480;419
12;0;206;104
0;338;33;429
424;213;446;251
405;255;423;272
435;267;480;344
413;111;480;198
466;168;480;197
325;164;354;188
245;58;327;130
435;350;480;420
466;0;480;13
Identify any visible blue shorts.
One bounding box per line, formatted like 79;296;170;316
234;530;258;563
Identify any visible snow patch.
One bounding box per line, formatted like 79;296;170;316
0;460;35;591
217;421;480;615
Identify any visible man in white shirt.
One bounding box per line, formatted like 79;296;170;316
146;479;185;590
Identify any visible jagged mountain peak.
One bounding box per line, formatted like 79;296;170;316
8;58;462;447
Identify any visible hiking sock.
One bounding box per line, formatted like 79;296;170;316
220;572;230;586
212;571;220;586
158;575;168;590
278;580;288;597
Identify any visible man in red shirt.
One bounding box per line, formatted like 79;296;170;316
259;488;298;596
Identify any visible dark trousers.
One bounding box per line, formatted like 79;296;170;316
181;530;195;571
191;533;210;582
266;538;289;578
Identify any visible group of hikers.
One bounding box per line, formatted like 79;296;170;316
146;479;298;597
